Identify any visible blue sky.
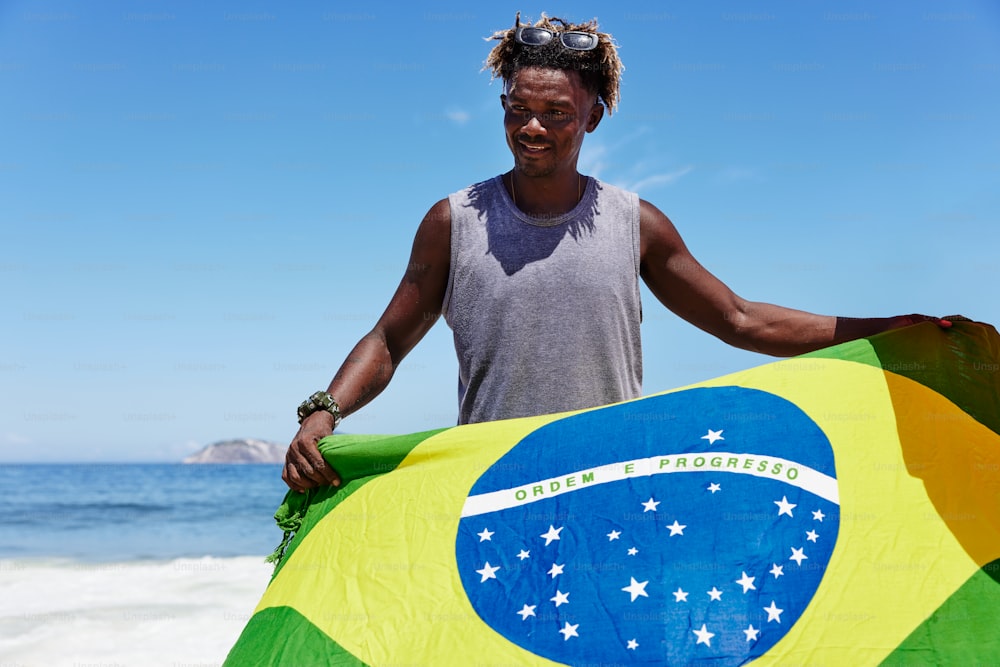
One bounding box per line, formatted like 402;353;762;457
3;1;998;462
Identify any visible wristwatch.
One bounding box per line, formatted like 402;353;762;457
297;390;342;428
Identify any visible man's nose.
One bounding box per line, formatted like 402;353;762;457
521;114;545;134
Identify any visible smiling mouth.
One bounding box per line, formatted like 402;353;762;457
519;141;550;153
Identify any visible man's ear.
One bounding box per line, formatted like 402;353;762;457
586;102;605;133
500;94;507;110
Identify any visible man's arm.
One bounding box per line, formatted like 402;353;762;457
638;199;948;356
282;198;452;492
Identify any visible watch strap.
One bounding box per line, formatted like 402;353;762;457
297;390;342;427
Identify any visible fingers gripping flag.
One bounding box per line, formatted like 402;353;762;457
225;321;1000;666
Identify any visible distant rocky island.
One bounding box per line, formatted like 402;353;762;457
183;438;287;464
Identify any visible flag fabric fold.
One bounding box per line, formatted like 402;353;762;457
226;321;1000;666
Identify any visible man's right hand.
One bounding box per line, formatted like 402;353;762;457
279;199;451;492
282;411;342;492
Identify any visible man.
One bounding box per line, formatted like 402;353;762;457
283;13;948;493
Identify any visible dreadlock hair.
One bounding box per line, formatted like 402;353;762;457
484;12;623;114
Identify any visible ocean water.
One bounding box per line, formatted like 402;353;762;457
0;464;291;667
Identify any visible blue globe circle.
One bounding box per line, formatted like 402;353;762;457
456;386;840;665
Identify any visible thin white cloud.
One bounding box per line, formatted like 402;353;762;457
716;166;764;183
446;108;471;125
581;129;692;194
625;166;695;194
578;143;610;180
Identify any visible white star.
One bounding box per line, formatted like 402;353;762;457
547;563;565;579
517;549;530;560
607;530;621;541
707;586;723;601
743;624;760;642
559;621;579;641
774;496;797;517
672;587;689;602
707;482;721;493
735;571;756;593
789;546;808;566
806;529;819;543
693;623;715;646
627;547;639;556
701;429;725;444
540;525;563;546
621;577;649;602
550;590;570;607
516;604;536;620
477;527;494;542
476;561;500;582
642;497;660;512
812;509;826;522
769;563;784;578
626;639;639;650
666;520;686;536
764;600;784;623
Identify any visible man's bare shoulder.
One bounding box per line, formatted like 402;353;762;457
638;197;676;227
638;198;684;260
411;197;447;234
410;198;452;259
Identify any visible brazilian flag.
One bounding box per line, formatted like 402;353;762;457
225;321;1000;665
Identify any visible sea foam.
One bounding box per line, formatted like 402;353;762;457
0;556;273;666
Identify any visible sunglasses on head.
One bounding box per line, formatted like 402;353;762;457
513;25;599;51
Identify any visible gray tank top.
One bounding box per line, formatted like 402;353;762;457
444;175;643;424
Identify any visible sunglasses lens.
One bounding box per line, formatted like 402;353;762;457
561;32;598;51
515;26;598;51
517;27;553;46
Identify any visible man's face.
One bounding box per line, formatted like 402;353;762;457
501;66;604;178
